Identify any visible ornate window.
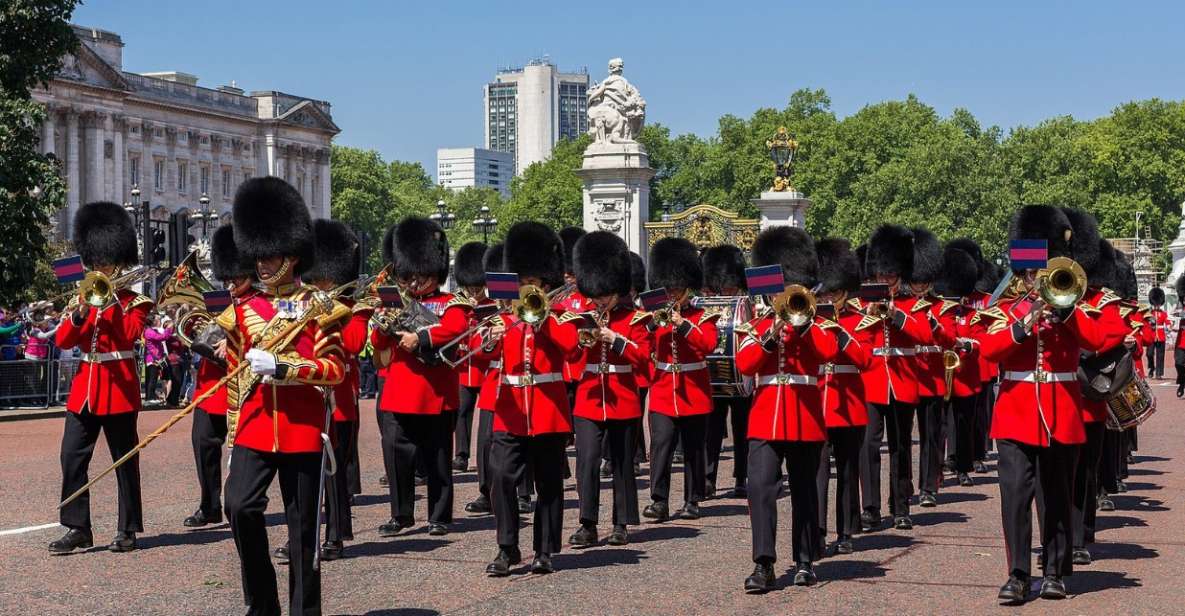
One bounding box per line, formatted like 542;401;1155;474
153;159;165;191
222;168;231;198
178;161;189;193
200;165;210;194
129;155;140;188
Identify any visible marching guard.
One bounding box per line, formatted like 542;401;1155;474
907;228;952;507
701;244;751;499
453;241;492;473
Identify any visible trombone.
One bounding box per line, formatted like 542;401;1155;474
1035;257;1086;310
76;266;162;309
769;284;816;328
437;282;572;368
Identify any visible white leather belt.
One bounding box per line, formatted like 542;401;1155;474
489;361;502;370
873;347;916;357
1003;370;1076;383
654;361;707;373
584;364;632;374
916;345;942;354
820;364;860;375
756;374;817;386
502;372;563;387
81;350;135;363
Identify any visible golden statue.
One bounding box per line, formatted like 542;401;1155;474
766;126;799;192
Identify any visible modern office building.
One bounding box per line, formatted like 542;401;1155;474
484;58;588;175
437;147;514;197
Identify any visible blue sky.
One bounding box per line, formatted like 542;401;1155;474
74;1;1185;177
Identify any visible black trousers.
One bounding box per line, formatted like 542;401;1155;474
1148;341;1166;378
1175;348;1185;386
1071;421;1105;549
325;420;357;543
191;408;228;517
706;396;750;489
816;425;864;539
950;395;977;474
574;416;639;526
916;396;944;494
377;411;454;525
225;447;320;616
476;410;532;501
490;432;567;553
861;400;915;517
455;386;479;461
346;420;361;497
144;364;162;400
1099;428;1121;495
974;383;995;460
59;410;143;533
649;412;707;505
749;439;823;565
998;438;1079;580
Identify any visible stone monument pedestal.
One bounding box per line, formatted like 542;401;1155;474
750;190;811;230
1168;202;1185;304
578;141;656;260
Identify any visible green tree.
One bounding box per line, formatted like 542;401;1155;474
502;134;590;229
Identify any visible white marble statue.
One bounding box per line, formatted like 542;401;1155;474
587;58;646;144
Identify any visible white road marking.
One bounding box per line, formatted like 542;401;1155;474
0;522;59;537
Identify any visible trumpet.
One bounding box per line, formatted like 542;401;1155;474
1036;257;1086;310
578;309;609;347
513;284;550;325
77;266;161;309
771;284;816;327
942;350;961;401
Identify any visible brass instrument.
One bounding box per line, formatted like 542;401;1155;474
1036;257;1087;310
771;284;816;327
157;252;217;346
942;350;961;401
578;309;609;347
76;266;161;309
513;284;550;325
369;287;441;336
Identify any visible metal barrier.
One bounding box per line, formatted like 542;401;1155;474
0;357;82;409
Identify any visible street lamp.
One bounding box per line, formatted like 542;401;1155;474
196;192;214;238
766;126;799;192
473;205;497;243
430;198;455;230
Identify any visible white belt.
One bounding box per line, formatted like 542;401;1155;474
584;364;633;375
873;347;916;357
81;350;135;363
489;361;502;370
501;372;563;387
655;361;707;374
820;364;860;375
756;374;817;386
916;345;942;354
1003;370;1077;383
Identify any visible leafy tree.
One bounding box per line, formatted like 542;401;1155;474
502;134;590;229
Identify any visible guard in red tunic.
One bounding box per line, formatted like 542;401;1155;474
643;237;719;522
568;232;651;548
979;205;1105;604
951;237;999;474
1146;279;1170;378
372;217;472;537
701;244;751;499
222;177;348;616
452;241;492;474
858;225;935;532
906;228;950;508
480;222;582;576
558;226;590;386
738;227;840;592
50;201;152;554
1176;276;1185;397
183;224;255;530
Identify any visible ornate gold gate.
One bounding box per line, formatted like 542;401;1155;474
643;204;760;253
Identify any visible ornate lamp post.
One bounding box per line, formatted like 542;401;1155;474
473;205;498;243
430;198;455;230
766;126;799;192
195;192;215;238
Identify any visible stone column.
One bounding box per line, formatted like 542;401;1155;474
84;111;106;202
41;107;56;156
265;135;277;177
302;150;313;208
750;189;812;230
320;150;332;219
576;142;655;260
111;115;124;203
65;109;80;237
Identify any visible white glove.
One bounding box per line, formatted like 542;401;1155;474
245;348;278;376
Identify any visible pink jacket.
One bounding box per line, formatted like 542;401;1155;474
144;326;173;364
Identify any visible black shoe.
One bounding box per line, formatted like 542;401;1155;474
273;545;289;564
607;525;628;546
998;575;1029;605
1177;384;1183;398
1039;575;1067;600
835;536;854;555
1098;496;1116;512
860;510;880;532
378;519;410;537
633;462;642;476
704;481;716;500
1116;480;1128;493
643;501;669;521
919;492;937;508
568;524;598;548
1072;548;1091;565
465;495;491;514
600;459;613;478
958;472;974;487
974;460;989;474
108;532;136;553
379;474;389;487
728;483;748;499
530;552;554;574
942;459;955;474
183;509;222;528
517;496;534;514
48;528;93;554
893;516;913;530
674;502;700;520
485;547;521;577
793;563;817;586
744;562;775;593
427;523;448;536
320;540;343;561
451;456;468;472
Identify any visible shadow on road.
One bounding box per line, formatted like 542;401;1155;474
358;610;440;616
936;492;990;505
630;525;700;543
1121;481;1162;492
1069;569;1142;596
553;548;647;570
1092;542;1159;562
137;528;234;550
807;559;889;583
348;538;450;558
1127;467;1166;477
1111;495;1170;512
1096;515;1149;531
855;533;916;551
911;510;969;527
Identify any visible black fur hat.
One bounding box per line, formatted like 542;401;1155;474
1060;207;1102;274
936;246;979;298
702;244;748;293
909;227;943;285
306;220;360;286
1089;239;1121;291
504;222;564;289
854;244;868;281
629;252;646;294
1176;275;1185;306
384;217;449;282
574;231;632;298
866;224;913;280
73;201;138;268
210;223;253;282
1008;205;1073;271
483;242;504;274
1116;252;1137;299
816;238;861;295
454;241;488;288
1149;285;1166;307
751;226;818;288
976;262;1003;294
559;226;587;275
233;177;314;275
648;237;703;291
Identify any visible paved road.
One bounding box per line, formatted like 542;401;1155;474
0;385;1180;615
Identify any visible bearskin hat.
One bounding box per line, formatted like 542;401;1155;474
384;217;450;282
855;244;868;281
1149;285;1166;307
909;227;943;285
976;261;1003;294
936;246;979;298
1116;252;1138;300
559;226;587;275
866;224;913;280
73;201;138;268
504;222;564;289
648;237;703;291
454;241;488;288
1176;275;1185;306
702;244;748;293
816;238;861;295
1087;239;1123;291
210;223;253;282
751;226;818;288
629;252;646;294
1060;207;1102;275
233;177;314;275
483;242;504;275
574;231;632;298
1008;205;1073;270
305;220;360;286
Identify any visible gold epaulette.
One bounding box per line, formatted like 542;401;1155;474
939;299;960;315
1078;302;1101;316
1096;288;1121;308
446;294;475;310
854;313;882;331
847;297;864;310
816;318;839;330
316;301;353;329
126;294;153;310
1118;306;1133;319
912;298;932;313
215;304;237;332
977;306;1009;335
557;311;584;324
630;311;652;326
699;310;723;324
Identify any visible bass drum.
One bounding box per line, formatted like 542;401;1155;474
691;295;754;398
1106;375;1157;431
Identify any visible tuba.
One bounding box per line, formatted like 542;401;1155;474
156;252;216;346
1036;257;1087;310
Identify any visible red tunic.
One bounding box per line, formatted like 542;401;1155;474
969;290;999;382
457;297;496;388
56;289;152;415
372;290;471;415
848;296;934;406
195;359;228;416
572;307;652;421
911;297;947;399
931;301;985;398
556;290;591;381
736;316;839;441
1149;308;1169;343
648;307;719;417
481;310;582;436
819;306;875;428
331;303;371;423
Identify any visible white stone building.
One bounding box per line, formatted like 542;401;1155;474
437;147;513;197
484;59;588;175
33;25;340;239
